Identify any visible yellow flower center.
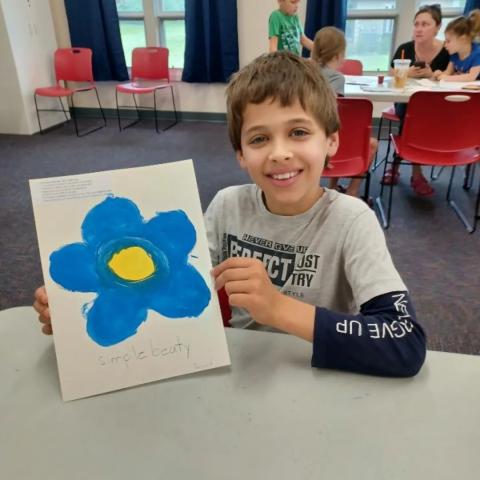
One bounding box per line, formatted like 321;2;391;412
108;246;156;281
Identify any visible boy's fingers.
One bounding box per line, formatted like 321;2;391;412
212;257;261;277
33;303;50;325
34;286;48;304
41;324;53;335
224;280;253;296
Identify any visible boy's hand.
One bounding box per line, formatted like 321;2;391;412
33;286;52;335
213;258;315;341
212;257;283;327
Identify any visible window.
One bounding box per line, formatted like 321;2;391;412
155;0;186;69
115;0;186;70
347;1;467;71
115;0;146;67
346;1;398;71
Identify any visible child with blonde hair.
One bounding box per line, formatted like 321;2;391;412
433;13;480;81
312;26;377;199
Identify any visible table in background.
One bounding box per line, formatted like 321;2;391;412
345;76;480;103
1;306;480;480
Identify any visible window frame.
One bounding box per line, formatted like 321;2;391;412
154;0;185;71
346;6;399;73
116;2;146;68
115;0;185;75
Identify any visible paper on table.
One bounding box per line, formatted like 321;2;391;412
439;80;480;90
345;75;374;85
416;79;480;90
360;85;395;92
415;79;439;88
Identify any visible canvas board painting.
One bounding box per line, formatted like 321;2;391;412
30;160;231;401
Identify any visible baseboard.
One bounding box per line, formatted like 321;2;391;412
72;107;227;123
70;107;391;131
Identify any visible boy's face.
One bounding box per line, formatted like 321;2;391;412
279;0;300;15
236;98;338;216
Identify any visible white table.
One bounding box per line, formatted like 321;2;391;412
1;306;480;480
344;75;480;103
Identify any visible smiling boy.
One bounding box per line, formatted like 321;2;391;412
208;52;426;376
35;52;426;377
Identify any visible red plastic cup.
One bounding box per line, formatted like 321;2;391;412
377;75;385;85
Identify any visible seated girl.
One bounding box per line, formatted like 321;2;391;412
311;26;377;199
433;12;480;82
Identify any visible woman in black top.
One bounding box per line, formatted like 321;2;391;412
382;4;450;196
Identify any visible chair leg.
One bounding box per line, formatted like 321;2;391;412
375;142;401;229
372;116;384;171
362;171;371;201
58;97;69;122
94;87;107;128
154;89;160;134
116;89;122;131
447;166;480;233
154;86;178;132
69;95;80;136
70;92;105;137
383;121;394;167
430;166;444;181
164;85;178;131
116;91;140;131
463;163;475;191
34;94;44;134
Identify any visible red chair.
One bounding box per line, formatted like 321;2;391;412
338;59;363;76
376;91;480;232
116;47;178;133
323;97;373;200
218;287;232;327
34;48;106;137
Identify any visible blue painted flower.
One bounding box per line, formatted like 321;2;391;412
49;196;211;346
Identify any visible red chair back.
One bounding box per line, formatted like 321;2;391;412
402;91;480;153
338;59;363;76
131;47;170;82
54;48;94;84
217;287;231;327
326;98;373;177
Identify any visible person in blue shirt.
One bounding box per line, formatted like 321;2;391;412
433;13;480;82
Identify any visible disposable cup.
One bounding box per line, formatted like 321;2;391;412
393;59;411;89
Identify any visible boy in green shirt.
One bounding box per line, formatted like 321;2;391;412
269;0;313;56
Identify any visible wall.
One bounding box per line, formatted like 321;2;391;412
0;2;24;133
0;0;59;134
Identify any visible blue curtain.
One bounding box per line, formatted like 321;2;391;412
464;0;480;14
182;0;239;83
304;0;348;51
64;0;129;81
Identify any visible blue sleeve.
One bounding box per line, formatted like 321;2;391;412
311;291;426;377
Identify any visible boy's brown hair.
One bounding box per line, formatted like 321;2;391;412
226;51;339;152
312;27;346;66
